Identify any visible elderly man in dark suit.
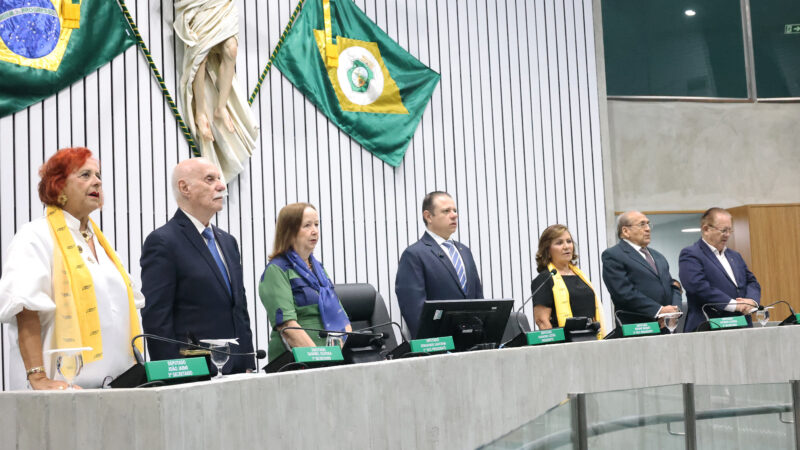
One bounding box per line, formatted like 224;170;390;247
679;207;760;332
602;211;682;326
395;191;483;337
140;158;254;374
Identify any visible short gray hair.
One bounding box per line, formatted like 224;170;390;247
616;212;635;238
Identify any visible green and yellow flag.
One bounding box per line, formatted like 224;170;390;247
275;0;440;167
0;0;136;118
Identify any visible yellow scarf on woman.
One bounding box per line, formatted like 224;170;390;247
47;206;143;363
548;262;607;339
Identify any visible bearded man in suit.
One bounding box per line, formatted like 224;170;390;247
140;158;254;373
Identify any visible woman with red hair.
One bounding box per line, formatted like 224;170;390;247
0;148;144;390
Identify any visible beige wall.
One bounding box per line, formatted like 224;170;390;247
606;100;800;212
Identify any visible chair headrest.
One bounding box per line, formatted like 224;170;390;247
334;283;377;321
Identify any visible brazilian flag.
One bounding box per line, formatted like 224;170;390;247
275;0;440;167
0;0;135;118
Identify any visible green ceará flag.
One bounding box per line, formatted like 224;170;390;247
0;0;136;118
274;0;440;167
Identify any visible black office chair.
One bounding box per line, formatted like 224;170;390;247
334;283;400;348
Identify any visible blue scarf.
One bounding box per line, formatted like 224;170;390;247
287;250;350;333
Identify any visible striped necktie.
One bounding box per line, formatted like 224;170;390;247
442;240;467;292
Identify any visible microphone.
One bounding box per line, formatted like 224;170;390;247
278;326;384;352
281;326;384;342
701;301;758;322
112;334;264;388
317;329;385;339
613;309;662;328
515;269;557;331
133;344;145;365
131;333;266;360
760;300;795;315
758;300;798;326
353;321;404;342
278;326;387;365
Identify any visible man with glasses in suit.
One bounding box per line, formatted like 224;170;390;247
602;211;682;326
679;207;760;332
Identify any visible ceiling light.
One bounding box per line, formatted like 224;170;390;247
681;228;701;233
685;9;696;16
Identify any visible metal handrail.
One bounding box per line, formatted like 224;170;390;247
521;403;792;450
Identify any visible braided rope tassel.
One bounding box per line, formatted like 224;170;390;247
116;0;201;156
248;0;306;105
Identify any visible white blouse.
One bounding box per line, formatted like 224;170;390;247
0;211;145;390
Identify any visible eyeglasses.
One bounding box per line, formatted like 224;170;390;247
625;221;652;230
708;225;733;235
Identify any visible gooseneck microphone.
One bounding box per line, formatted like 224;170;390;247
278;326;386;351
130;333;267;360
280;326;384;339
701;301;758;322
612;309;665;328
515;268;558;332
353;321;404;342
758;300;798;325
760;300;796;315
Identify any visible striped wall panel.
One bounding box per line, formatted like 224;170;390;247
0;0;608;390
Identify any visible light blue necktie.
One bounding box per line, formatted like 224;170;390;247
202;227;232;296
442;240;467;292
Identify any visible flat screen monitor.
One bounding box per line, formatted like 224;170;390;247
415;299;514;352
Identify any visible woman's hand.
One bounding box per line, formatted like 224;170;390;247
277;320;316;349
27;373;81;390
533;305;553;330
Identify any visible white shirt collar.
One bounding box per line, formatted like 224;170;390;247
623;238;644;253
61;209;83;232
181;208;209;235
426;229;450;246
702;238;726;256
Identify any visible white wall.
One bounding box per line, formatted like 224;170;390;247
0;0;609;390
607;100;800;212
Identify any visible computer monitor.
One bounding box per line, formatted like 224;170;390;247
415;299;514;352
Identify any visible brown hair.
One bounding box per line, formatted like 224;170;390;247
701;207;729;227
421;191;450;227
269;202;316;259
535;224;579;272
38;147;93;205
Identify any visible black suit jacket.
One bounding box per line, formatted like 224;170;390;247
140;209;255;373
395;232;484;337
602;240;682;323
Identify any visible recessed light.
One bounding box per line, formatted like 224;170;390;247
681;228;701;233
685;9;696;17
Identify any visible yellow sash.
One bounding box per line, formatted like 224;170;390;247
549;262;607;339
47;206;143;363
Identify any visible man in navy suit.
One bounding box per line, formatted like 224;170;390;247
679;207;760;332
602;211;682;325
395;191;484;337
140;158;255;373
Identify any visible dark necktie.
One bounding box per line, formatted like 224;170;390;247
202;227;232;295
640;247;658;273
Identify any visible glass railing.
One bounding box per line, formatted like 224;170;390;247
481;382;799;449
